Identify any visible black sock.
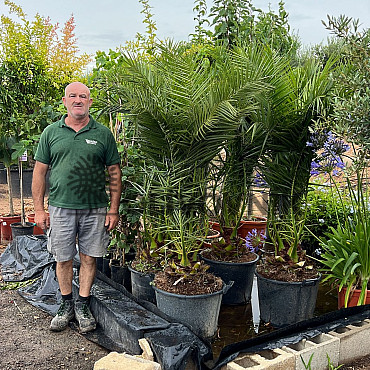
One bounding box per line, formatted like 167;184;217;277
62;293;73;301
77;294;89;303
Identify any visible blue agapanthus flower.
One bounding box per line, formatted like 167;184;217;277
245;228;266;253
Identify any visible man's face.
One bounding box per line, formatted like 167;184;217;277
63;83;92;120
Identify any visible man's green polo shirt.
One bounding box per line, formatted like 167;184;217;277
34;114;120;209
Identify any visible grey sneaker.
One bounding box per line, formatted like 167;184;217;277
74;300;96;333
50;299;74;332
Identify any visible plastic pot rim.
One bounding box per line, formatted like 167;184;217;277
255;271;322;286
10;221;35;228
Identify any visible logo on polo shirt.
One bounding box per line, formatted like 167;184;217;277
85;139;97;145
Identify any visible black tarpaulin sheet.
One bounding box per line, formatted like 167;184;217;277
0;235;54;282
0;236;212;370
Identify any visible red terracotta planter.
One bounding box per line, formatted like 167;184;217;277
338;286;370;309
237;217;267;239
1;215;22;243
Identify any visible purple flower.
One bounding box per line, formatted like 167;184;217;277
310;131;349;177
253;172;267;188
245;228;266;253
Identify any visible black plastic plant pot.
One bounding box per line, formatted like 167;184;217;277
10;222;34;239
201;253;259;305
110;262;127;286
102;255;111;278
153;284;227;339
128;265;156;304
256;271;321;328
96;257;103;272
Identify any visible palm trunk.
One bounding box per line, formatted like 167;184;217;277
6;165;14;216
19;159;25;225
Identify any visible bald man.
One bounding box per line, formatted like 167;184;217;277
32;82;122;333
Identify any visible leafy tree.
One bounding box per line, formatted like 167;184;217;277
322;15;370;163
0;0;90;216
207;0;300;59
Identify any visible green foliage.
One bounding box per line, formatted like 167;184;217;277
209;45;286;236
108;117;145;263
300;353;343;370
100;41;269;269
207;0;300;59
322;15;370;162
191;0;213;43
302;181;350;254
123;0;158;58
319;170;370;307
259;56;338;262
0;278;39;290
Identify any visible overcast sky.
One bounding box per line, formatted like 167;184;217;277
1;0;369;57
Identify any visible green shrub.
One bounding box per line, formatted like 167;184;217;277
302;181;350;256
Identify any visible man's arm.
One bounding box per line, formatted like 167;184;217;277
32;161;49;230
105;163;122;231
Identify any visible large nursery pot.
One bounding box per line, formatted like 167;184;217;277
10;222;34;239
128;265;156;304
153;283;229;339
1;215;21;242
201;252;259;305
338;286;370;309
256;271;321;327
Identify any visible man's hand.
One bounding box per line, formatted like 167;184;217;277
105;211;119;231
34;210;49;231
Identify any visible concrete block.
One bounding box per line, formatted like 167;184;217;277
139;338;154;362
224;348;295;369
282;333;340;370
329;318;370;364
94;351;161;370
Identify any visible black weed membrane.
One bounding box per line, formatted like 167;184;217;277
1;235;370;370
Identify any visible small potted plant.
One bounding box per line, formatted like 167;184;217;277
317;165;370;308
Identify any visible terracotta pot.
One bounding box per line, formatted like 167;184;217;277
1;215;21;243
209;221;221;232
27;213;49;235
237;217;267;239
338;286;370;309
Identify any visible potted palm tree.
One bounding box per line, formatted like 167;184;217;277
255;56;338;327
102;41;268;337
203;46;285;305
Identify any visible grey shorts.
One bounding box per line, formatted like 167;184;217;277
47;205;110;262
